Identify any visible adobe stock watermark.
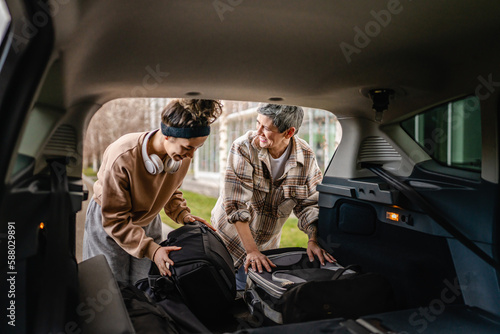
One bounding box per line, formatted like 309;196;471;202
340;0;407;64
12;0;74;53
212;0;244;22
6;222;17;327
475;73;500;101
45;278;121;334
408;277;462;333
116;64;169;99
130;64;169;97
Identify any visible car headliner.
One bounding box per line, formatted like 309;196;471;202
39;0;500;123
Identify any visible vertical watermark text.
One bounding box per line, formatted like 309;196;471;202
6;222;16;327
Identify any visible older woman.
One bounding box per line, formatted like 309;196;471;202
212;103;335;290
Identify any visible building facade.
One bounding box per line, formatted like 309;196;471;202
84;99;342;191
193;101;342;186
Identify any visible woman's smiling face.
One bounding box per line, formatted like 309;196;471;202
164;136;207;161
255;113;296;159
255;114;286;150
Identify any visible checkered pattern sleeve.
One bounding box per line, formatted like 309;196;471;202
224;140;255;224
293;150;322;238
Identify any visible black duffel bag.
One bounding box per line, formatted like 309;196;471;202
146;221;236;322
279;267;395;323
245;247;395;324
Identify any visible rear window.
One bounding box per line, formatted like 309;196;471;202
0;0;10;63
0;1;9;42
401;96;481;172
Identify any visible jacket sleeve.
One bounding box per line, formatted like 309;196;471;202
100;162;160;260
224;141;255;224
293;156;322;238
163;187;191;224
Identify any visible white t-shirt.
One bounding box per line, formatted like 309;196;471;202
270;141;292;180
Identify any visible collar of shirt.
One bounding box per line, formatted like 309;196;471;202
250;132;305;180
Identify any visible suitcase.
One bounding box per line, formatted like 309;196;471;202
244;247;395;324
146;221;236;322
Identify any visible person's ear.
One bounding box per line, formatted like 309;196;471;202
285;127;296;139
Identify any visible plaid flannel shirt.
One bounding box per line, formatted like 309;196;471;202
211;131;322;268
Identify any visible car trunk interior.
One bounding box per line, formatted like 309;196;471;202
1;0;499;333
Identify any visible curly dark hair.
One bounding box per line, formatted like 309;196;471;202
161;99;223;127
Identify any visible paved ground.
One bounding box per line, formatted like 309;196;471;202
75;174;218;262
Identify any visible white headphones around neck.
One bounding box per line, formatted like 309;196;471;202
142;130;181;175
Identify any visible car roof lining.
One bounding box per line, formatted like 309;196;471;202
39;0;500;124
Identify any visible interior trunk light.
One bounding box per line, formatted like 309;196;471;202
386;212;399;222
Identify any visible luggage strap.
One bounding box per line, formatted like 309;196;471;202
148;274;176;300
246;280;284;324
331;264;359;280
364;163;500;271
272;271;306;285
271;265;359;285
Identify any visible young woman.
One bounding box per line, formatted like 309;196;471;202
83;99;222;284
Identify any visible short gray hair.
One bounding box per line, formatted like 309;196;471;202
257;104;304;133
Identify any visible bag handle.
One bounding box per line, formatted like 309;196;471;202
331;264;360;280
272;264;360;285
272;271;307;285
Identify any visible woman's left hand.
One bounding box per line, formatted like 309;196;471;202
306;239;336;265
183;214;217;231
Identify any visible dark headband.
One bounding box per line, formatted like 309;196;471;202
160;122;210;138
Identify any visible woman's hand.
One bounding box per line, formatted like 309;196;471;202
183;214;217;231
244;250;276;274
153;246;182;276
307;239;336;265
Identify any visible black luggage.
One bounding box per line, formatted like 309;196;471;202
134;279;211;334
119;281;181;334
244;247;395;324
146;221;236;322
